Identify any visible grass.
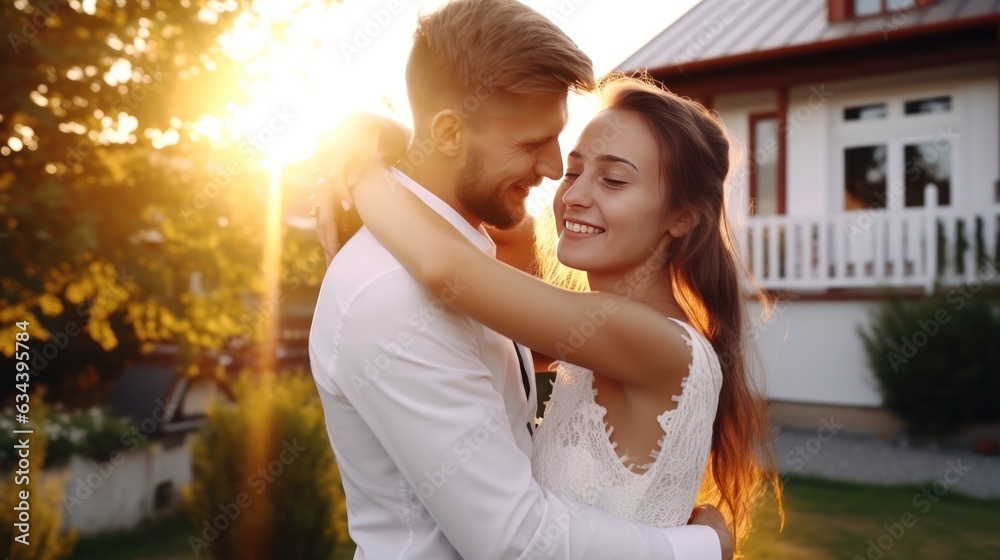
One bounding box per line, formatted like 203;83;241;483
67;513;196;560
67;476;1000;559
66;513;356;560
743;475;1000;559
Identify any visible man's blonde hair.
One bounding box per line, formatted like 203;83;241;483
406;0;595;126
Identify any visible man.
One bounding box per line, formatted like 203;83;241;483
308;1;732;558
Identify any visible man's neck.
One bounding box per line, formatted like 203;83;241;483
402;155;481;230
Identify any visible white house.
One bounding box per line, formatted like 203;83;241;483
618;0;1000;431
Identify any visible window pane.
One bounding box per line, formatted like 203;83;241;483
752;118;778;215
844;145;886;210
904;142;951;207
844;103;887;121
854;0;881;16
904;96;951;115
887;0;915;9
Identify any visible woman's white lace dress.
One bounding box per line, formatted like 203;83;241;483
531;317;723;528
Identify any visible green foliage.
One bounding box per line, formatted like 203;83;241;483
859;286;1000;435
0;404;142;471
185;371;348;560
0;0;327;395
0;389;78;559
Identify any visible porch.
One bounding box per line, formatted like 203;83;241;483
744;185;1000;294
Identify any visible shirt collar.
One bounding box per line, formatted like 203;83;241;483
388;167;497;258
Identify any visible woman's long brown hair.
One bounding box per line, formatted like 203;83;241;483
535;73;783;554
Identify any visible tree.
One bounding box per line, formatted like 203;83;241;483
0;0;327;403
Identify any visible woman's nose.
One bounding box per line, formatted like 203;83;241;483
561;176;593;207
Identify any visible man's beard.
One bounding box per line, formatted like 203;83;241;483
455;148;526;231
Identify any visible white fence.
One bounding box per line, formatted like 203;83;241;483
744;185;1000;293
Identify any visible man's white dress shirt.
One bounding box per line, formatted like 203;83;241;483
308;168;721;559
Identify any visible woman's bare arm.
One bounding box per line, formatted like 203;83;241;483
351;167;693;389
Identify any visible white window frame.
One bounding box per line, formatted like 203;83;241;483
833;88;963;212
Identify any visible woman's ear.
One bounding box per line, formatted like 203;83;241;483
668;208;700;238
430;109;465;157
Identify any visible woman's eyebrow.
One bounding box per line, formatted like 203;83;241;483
568;150;638;172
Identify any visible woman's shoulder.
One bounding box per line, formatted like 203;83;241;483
647;315;722;391
661;317;723;388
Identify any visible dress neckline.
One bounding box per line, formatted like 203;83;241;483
580;316;700;479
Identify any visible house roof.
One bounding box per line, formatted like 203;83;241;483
108;364;179;424
616;0;1000;74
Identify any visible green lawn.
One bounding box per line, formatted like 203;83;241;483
743;476;1000;559
66;514;356;560
67;476;1000;559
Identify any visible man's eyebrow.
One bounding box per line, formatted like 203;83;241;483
567;151;639;172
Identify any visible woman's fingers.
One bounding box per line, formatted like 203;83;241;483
313;112;386;265
316;201;340;266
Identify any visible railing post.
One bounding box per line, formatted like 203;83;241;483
924;183;939;295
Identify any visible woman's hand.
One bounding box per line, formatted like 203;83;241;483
689;505;733;560
313;113;382;264
313;113;411;265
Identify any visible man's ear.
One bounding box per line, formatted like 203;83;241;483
668;208;700;238
429;109;465;157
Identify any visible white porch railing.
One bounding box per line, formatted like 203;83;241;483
743;185;1000;293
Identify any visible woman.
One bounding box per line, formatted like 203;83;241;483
327;74;781;555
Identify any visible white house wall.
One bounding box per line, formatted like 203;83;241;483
716;61;999;218
787;83;829;216
747;299;882;406
54;440;192;535
715;62;999;407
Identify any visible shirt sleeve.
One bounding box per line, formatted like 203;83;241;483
328;272;721;560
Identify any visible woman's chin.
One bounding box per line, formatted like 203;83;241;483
555;245;591;272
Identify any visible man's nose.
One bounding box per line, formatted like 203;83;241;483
535;139;563;181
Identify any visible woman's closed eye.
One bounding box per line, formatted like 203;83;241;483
563;171;627;187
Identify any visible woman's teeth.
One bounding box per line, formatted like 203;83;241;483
564;220;605;234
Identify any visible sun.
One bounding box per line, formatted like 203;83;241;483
208;0;584;220
211;0;417;170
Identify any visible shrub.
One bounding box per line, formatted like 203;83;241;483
184;370;348;560
0;404;141;471
859;286;1000;436
0;389;79;560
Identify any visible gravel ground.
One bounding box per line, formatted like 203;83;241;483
774;427;1000;500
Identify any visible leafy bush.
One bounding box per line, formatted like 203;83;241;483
184;371;348;560
0;404;142;471
860;286;1000;436
0;389;79;559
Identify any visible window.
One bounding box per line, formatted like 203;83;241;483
750;114;781;215
904;96;951;115
838;92;956;211
904;141;951;207
853;0;882;16
829;0;927;22
852;0;917;17
844;145;887;210
844;103;887;121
